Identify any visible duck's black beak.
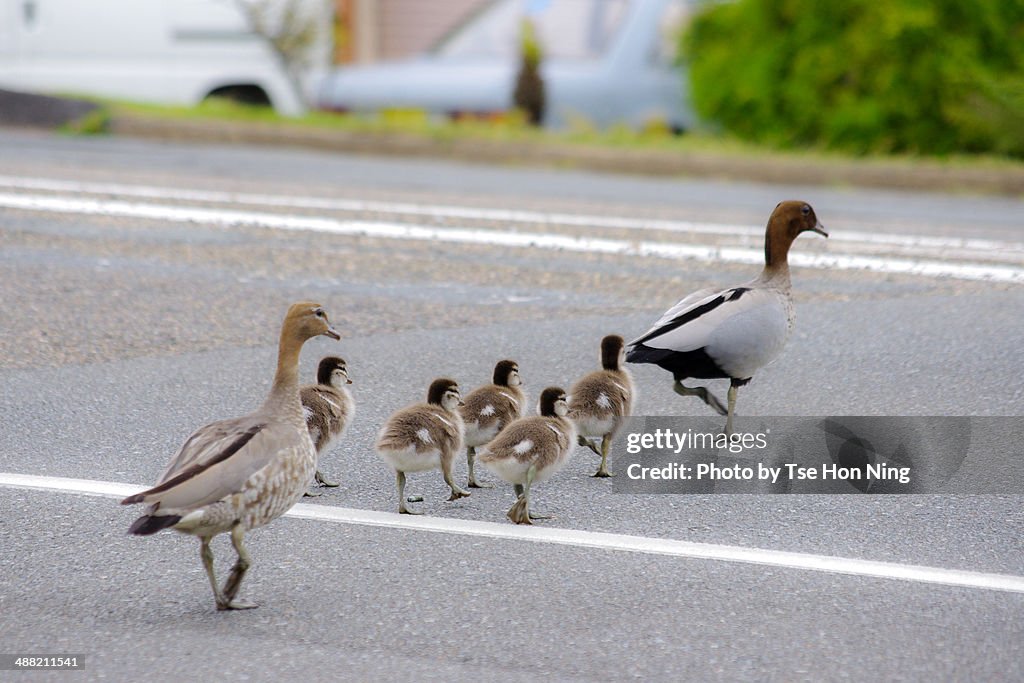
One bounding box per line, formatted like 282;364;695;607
811;220;829;237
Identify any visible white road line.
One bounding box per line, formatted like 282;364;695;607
3;192;1023;283
1;174;1021;254
3;471;1024;594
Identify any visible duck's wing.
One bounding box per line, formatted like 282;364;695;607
482;417;559;463
376;405;461;453
462;385;522;429
153;416;256;483
122;416;295;510
628;285;761;353
569;371;631;419
301;385;348;449
302;386;347;420
644;286;720;331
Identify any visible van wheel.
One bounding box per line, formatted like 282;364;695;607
204;85;272;108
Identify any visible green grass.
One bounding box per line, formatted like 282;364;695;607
60;107;111;136
94;96;799;154
85;96;1024;174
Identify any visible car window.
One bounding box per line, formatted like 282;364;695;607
433;0;522;60
434;0;630;61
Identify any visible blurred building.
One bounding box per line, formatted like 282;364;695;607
334;0;488;63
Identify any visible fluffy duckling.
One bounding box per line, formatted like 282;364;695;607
627;201;827;436
376;378;469;514
301;356;354;496
479;387;575;525
121;302;340;611
459;359;525;489
569;335;634;478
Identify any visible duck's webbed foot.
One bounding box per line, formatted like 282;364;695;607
506;495;531;525
315;470;340;487
447;487;471;501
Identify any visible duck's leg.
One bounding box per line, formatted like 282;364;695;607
218;524;257;611
466;446;493;489
396;471;422;515
442;451;471;501
200;536;226;607
522;465;552;522
506;485;526;524
593;434;614;478
674;381;727;416
577;435;601;456
725;384;739;439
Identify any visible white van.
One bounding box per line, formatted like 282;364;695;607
0;0;331;115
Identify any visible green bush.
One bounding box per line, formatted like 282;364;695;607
682;0;1024;157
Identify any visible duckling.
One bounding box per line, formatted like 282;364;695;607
301;356;354;497
627;201;827;436
569;335;634;477
121;302;340;611
459;359;525;489
479;387;575;524
376;378;469;514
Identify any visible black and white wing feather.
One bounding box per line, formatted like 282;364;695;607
627;285;789;380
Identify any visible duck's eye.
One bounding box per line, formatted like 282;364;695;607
801;205;811;216
315;309;325;318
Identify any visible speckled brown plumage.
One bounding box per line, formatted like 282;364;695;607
375;378;468;514
479;387;575;524
121;301;340;610
301;356;354;493
480;415;573;472
459;359;525;488
568;335;635;477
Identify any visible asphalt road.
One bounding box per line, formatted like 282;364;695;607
1;129;1023;681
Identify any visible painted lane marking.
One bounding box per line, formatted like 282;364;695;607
2;193;1023;283
1;174;1021;254
3;471;1024;594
